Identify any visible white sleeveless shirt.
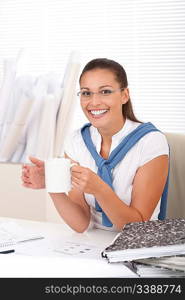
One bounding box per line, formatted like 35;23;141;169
64;119;169;231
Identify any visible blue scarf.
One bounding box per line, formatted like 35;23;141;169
81;122;169;227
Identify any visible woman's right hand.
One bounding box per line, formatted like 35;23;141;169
22;156;45;189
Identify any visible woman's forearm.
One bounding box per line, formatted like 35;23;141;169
71;165;143;229
94;182;143;230
49;193;90;233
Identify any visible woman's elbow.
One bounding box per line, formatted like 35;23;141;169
73;220;90;233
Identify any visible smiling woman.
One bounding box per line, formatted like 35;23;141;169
77;58;140;135
22;58;169;233
79;71;126;132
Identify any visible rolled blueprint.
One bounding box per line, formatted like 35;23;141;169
22;75;63;163
54;52;81;157
0;95;34;161
10;141;26;163
35;91;62;160
21;75;48;162
0;59;17;146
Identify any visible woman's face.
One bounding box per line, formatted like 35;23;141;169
79;68;129;132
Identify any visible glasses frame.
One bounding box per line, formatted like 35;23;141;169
77;87;125;98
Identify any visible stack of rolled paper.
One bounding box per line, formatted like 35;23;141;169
0;50;81;163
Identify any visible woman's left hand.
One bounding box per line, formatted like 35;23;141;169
71;165;103;194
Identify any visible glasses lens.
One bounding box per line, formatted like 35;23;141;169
100;89;113;96
82;91;92;97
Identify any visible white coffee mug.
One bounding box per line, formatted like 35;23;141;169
45;157;77;193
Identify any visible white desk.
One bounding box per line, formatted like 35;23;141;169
1;217;183;278
0;217;136;278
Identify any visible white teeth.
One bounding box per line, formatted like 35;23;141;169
90;109;108;115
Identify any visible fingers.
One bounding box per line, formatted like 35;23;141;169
22;165;31;183
22;171;31;186
21;158;45;189
21;165;34;185
72;175;82;184
21;166;32;184
22;165;30;173
29;156;44;167
71;171;84;181
22;182;31;188
21;165;27;184
71;173;88;191
22;166;29;175
22;182;38;189
71;166;93;183
21;174;30;184
71;165;87;174
71;178;83;191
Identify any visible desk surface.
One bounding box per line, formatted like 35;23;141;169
0;217;136;278
1;217;183;278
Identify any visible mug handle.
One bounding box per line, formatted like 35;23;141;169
70;162;78;168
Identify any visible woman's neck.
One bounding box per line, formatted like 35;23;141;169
99;118;126;159
98;118;126;142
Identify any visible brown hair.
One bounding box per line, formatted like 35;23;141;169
79;58;141;123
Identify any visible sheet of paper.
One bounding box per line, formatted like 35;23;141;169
15;238;54;257
136;264;185;278
54;241;102;259
0;221;44;246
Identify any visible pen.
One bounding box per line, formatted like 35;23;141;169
0;250;15;254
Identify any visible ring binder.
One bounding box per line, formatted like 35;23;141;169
0;241;16;248
102;218;185;262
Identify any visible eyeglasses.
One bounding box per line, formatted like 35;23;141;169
77;88;124;100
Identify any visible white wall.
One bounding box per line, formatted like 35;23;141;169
0;163;65;223
45;193;64;223
0;163;46;221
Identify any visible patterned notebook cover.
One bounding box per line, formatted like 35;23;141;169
102;218;185;261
